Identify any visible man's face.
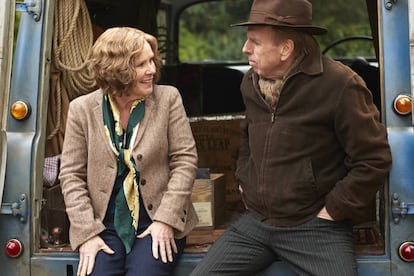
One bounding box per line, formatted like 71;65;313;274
242;25;287;80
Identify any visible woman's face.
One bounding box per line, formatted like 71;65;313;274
130;41;156;99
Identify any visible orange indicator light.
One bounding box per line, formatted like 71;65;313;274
10;101;30;120
393;95;412;115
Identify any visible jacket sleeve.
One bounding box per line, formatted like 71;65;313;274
325;74;392;223
152;88;198;231
59;99;106;250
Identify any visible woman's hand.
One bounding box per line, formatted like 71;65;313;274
137;221;177;263
77;235;115;276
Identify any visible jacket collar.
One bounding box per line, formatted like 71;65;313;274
296;44;324;76
91;87;156;153
133;87;155;151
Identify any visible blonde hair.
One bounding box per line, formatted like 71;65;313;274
88;27;162;95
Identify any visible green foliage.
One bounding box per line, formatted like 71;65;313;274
179;0;253;62
178;0;374;62
312;0;374;58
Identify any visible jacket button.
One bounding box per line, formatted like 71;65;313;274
137;154;143;161
147;204;153;210
181;217;185;222
183;210;187;215
140;179;146;185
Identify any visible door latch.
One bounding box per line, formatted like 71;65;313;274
391;193;414;224
0;194;28;223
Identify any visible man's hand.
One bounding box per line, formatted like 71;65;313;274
137;221;177;263
77;235;114;276
317;206;334;221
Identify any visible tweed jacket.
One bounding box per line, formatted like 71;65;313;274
236;47;392;226
60;85;199;250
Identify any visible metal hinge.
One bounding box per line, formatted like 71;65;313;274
0;194;28;223
391;193;414;224
15;0;42;21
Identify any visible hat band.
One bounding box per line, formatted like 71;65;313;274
248;11;312;26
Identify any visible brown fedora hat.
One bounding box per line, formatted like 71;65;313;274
232;0;327;35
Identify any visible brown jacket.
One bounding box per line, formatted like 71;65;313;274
60;85;198;250
236;48;392;226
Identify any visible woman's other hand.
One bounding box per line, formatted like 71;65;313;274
137;221;178;263
77;235;115;276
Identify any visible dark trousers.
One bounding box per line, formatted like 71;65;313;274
190;212;357;276
92;192;186;276
91;171;186;276
90;229;186;276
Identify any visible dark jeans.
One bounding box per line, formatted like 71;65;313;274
90;229;186;276
93;179;186;276
190;212;357;276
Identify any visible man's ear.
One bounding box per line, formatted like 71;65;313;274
280;39;294;61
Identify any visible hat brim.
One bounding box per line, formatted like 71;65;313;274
231;21;328;35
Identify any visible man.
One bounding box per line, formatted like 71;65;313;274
190;0;392;275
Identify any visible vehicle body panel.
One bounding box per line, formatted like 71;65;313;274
1;0;414;275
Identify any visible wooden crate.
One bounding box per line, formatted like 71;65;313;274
185;228;225;253
191;173;225;229
190;116;243;202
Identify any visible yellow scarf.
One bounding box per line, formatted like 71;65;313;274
102;93;145;253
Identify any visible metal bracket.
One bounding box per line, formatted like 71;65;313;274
0;194;28;223
391;193;414;224
15;0;42;21
384;0;398;10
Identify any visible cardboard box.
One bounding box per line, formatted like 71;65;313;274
190;116;243;202
192;173;225;228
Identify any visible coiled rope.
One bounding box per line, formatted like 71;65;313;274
48;0;95;140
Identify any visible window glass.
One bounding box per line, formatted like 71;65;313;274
179;0;253;63
157;4;169;62
313;0;374;60
178;0;373;63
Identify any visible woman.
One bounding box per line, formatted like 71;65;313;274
60;27;199;276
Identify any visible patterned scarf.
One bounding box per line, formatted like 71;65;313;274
102;93;145;253
258;78;283;107
258;53;305;108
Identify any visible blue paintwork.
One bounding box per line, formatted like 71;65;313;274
381;0;411;128
387;129;414;275
1;0;414;275
380;0;414;274
0;4;44;276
